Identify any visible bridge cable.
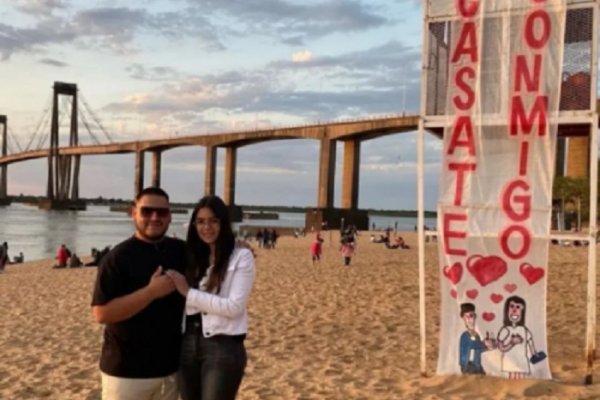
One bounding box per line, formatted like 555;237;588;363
7;127;24;153
78;106;101;145
35;98;62;150
28;109;49;151
24;93;52;152
33;94;69;150
79;92;113;143
40;96;72;150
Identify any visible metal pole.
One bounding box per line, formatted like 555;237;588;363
0;116;6;198
584;2;599;386
584;120;598;385
417;0;431;377
417;118;426;376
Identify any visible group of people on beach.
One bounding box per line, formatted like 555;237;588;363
52;242;112;269
0;241;24;272
370;229;410;250
255;227;279;249
54;244;78;268
310;226;358;266
91;187;256;400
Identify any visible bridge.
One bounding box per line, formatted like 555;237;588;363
0;82;596;229
0;82;423;228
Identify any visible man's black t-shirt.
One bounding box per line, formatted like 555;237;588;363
91;236;186;378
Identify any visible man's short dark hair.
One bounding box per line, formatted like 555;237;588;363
135;187;170;203
460;302;475;317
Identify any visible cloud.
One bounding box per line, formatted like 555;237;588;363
184;0;392;44
0;20;68;60
101;38;421;138
270;40;419;73
38;57;67;67
292;50;312;63
0;5;225;60
0;1;398;60
70;7;147;44
15;0;66;16
126;64;181;81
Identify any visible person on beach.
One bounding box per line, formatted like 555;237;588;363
340;237;355;266
311;232;324;264
68;252;83;268
86;246;111;267
12;251;24;264
385;235;410;250
0;242;8;272
91;187;185;400
55;244;70;268
166;195;256;400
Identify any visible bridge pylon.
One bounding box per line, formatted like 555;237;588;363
0;115;9;206
42;81;85;210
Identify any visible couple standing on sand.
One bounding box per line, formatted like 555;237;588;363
91;187;256;400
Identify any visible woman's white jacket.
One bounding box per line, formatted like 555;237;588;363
184;247;255;337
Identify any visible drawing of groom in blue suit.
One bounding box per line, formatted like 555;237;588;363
459;302;495;375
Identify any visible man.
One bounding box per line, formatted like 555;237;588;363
92;187;185;400
0;242;7;272
458;302;495;375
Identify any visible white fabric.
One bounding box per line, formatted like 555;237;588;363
433;0;566;380
184;247;255;337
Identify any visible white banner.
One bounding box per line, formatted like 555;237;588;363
436;0;566;379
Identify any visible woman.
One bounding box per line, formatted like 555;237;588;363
496;295;542;379
166;195;255;400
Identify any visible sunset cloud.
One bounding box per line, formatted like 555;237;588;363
292;50;313;63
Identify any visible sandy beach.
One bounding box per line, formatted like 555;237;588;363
1;231;599;399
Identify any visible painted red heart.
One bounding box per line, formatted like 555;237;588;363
504;283;517;293
466;255;507;287
482;312;495;322
450;289;457;299
443;262;463;285
490;293;503;304
466;289;478;299
520;263;545;285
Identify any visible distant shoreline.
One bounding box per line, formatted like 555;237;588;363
6;195;437;217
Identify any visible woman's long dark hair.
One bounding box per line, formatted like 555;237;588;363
503;295;526;327
185;195;235;293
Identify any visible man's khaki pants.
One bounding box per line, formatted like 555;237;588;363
101;372;178;400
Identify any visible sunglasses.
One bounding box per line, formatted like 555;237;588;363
139;206;170;218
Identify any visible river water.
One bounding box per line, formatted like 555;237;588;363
0;203;436;261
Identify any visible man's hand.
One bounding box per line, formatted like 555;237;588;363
236;240;257;257
147;266;175;299
93;266;175;324
165;270;190;297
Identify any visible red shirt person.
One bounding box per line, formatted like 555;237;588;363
56;244;70;268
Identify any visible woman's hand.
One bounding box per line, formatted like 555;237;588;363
165;270;190;297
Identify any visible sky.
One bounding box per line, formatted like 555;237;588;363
1;0;446;210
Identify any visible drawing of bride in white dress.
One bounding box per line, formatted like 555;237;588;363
496;295;546;379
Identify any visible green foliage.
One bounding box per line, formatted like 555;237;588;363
553;176;590;223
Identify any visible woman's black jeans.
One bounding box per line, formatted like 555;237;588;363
179;317;247;400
